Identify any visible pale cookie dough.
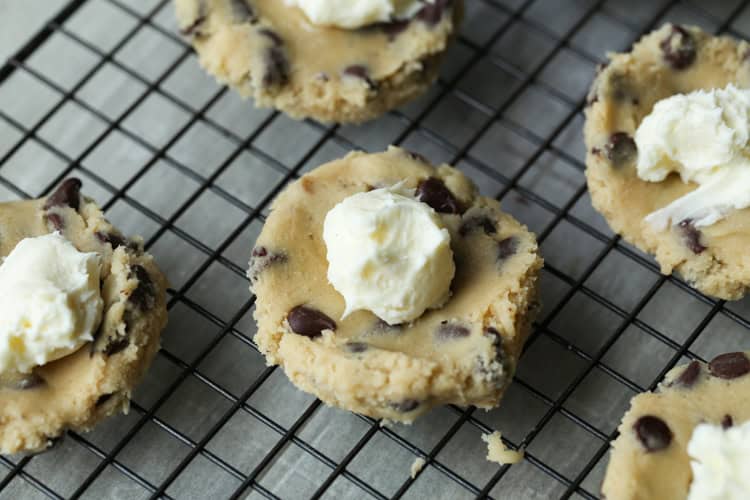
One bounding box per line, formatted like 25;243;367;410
602;352;750;500
0;179;168;454
249;147;543;422
174;0;462;123
584;24;750;300
482;431;524;465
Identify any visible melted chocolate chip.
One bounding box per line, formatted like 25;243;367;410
46;213;64;232
390;399;420;413
343;65;377;90
104;337;130;356
673;360;701;388
660;25;697;70
721;415;734;429
95;393;114;407
129;265;156;310
378;19;410;38
436;321;470;341
287;306;336;338
181;15;206;36
405;150;430;164
230;0;256;23
11;372;45;391
259;28;282;46
416;177;462;214
344;342;369;353
677;219;706;254
95;231;128;250
497;237;518;261
44;178;82;211
459;216;496;237
604;132;637;167
249;246;287;283
416;0;450;26
262;46;290;88
709;352;750;380
633;415;672;452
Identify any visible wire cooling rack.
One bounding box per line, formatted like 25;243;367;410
2;0;750;498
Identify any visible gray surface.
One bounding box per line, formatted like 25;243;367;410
1;0;750;499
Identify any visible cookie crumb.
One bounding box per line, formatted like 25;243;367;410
410;457;426;478
482;431;524;465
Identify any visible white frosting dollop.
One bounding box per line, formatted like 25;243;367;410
687;420;750;500
635;84;750;230
323;185;454;325
0;233;103;374
284;0;430;29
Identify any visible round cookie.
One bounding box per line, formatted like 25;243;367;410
0;179;168;454
602;352;750;500
249;147;543;422
584;24;750;300
174;0;461;123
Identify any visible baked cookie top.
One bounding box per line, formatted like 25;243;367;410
584;24;750;300
174;0;461;123
0;179;168;454
602;352;750;500
250;147;542;421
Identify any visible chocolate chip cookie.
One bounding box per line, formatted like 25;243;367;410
602;352;750;500
0;179;168;454
584;24;750;299
250;147;542;422
174;0;461;123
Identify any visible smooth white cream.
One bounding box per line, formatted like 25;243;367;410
323;185;454;325
284;0;429;29
0;233;103;374
687;420;750;500
635;84;750;230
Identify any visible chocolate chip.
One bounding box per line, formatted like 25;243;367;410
416;177;463;214
604;132;637;167
11;372;45;391
95;393;114;407
436;321;470;341
46;213;64;232
677;219;706;254
378;19;410;38
497;237;518;261
44;178;82;211
390;399;420;413
95;231;129;250
673;360;701;388
709;352;750;380
416;0;450;26
721;415;734;429
287;306;336;338
660;25;696;70
344;342;369;353
405;150;430;164
129;265;156;310
262;46;290;88
230;0;256;23
633;415;672;452
103;337;130;356
259;28;282;46
343;65;377;90
459;216;496;237
249;246;287;283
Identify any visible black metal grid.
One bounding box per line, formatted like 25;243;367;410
1;0;750;498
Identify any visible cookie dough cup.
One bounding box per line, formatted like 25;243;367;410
584;24;750;300
0;179;168;454
175;0;462;123
249;147;542;422
602;352;750;500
